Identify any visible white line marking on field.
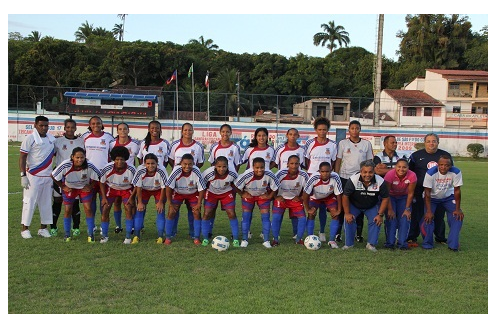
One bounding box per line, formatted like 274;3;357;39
8;192;22;195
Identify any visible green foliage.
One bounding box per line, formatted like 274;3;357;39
7;145;488;313
313;20;350;53
467;143;484;159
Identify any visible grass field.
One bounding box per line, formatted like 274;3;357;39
7;143;488;314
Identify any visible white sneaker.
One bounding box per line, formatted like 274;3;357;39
262;241;272;249
93;226;98;234
240;240;249;248
292;234;297;239
21;229;32;239
259;232;264;239
366;243;378;252
247;232;252;239
342;245;353;250
38;228;51;238
123;238;132;244
100;236;109;244
328;241;339;249
319;232;326;242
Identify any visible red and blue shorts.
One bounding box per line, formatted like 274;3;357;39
62;188;93;205
104;187;133;204
204;191;235;210
310;195;337;211
171;192;199;207
242;196;271;211
141;189;163;204
272;199;305;218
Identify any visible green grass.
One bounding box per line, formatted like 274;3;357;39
7;143;488;314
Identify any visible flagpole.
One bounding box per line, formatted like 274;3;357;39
176;70;179;140
207;82;210;133
191;63;195;125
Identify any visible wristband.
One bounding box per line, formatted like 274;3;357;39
378;213;385;217
405;207;411;211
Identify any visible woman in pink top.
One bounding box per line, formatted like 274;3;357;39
384;158;417;250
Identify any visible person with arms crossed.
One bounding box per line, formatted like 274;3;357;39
302;161;342;248
407;133;452;247
200;156;240;247
19;116;55;239
109;122;140;234
421;155;464;251
130;153;168;244
303;116;337;243
51;147;101;242
334;120;374;243
51;118;85;237
99;146;137;244
272;155;309;246
341;160;389;252
383;158;417;250
164;153;207;245
235;157;280;248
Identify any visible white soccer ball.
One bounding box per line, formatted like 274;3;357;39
304;235;321;250
211;235;230;251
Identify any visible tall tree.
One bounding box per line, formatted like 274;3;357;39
26;31;42;42
313;20;350;54
117;14;127;41
113;24;124;41
74;20;94;43
188;36;219;50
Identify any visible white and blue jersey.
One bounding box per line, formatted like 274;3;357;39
241;146;275;171
166;165;207;195
53;135;85;167
100;162;137;190
109;137;141;167
304;171;343;200
275;169;309;199
20;133;55;177
234;169;280;197
52;159;101;189
423;166;463;200
132;165;169;191
202;166;238;195
169;139;205;166
137;139;171;169
208;141;242;171
273;143;306;171
81;131;114;170
303;137;337;175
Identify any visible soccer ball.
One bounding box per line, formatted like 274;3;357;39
304;235;321;250
211;236;230;251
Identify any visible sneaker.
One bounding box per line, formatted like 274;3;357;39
399;246;410;251
156;237;163;244
448;247;459;252
292;234;297;239
99;227;103;236
366;243;377;252
240;240;249;248
247;232;252;239
131;236;140;244
318;232;326;242
63;235;71;242
50;228;58;236
164;238;172;245
355;235;364;243
88;236;95;243
328;241;339;249
407;240;419;248
21;229;32;239
38;228;51;238
296;239;304;245
131;228;135;235
262;241;272;248
100;236;109;244
435;239;448;245
271;240;280;247
201;239;210;247
114;226;123;234
335;234;342;243
71;228;80;237
259;232;264;239
123;238;132;244
93;226;98;234
341;245;354;250
232;240;240;247
193;239;201;246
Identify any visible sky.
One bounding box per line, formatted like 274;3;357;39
6;6;488;62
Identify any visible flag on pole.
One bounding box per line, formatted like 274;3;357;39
166;70;177;85
205;71;209;88
188;64;193;78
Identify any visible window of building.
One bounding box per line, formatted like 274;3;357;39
316;106;326;117
424;107;432;116
483;108;488;114
333;107;344;116
406;107;416;116
453;106;461;113
471;107;477;114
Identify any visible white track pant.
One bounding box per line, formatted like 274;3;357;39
21;174;53;227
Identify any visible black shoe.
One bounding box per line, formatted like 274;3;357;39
114;226;123;234
355;235;364;243
208;233;213;240
335;234;342;243
448;247;459;252
435;238;447;244
399;246;410;250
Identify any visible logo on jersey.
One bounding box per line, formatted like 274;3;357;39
81;174;87;180
100;139;106;145
266;153;271;159
405;180;410;184
329;185;334;191
427;161;438;169
188;180;195;187
69;141;73;144
224;182;230;187
158;147;163;154
123;177;129;183
154;179;160;186
372;183;378;190
326;148;331;155
346;148;351;154
295;182;300;188
190;150;195;156
262;180;267;187
62;144;67;151
229;150;233;157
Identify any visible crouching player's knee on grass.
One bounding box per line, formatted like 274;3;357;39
272;155;310;246
99;146;136;244
164;154;206;245
201;156;239;247
130;153;168;244
421;155;464;251
234;157;280;248
51;147;101;243
302;161;343;248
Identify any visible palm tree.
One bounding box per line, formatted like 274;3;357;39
188;36;219;50
74;20;94;43
313;20;350;53
117;14;127;41
26;31;42;42
113;24;124;41
93;27;114;38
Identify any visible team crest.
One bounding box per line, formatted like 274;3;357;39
326;148;331;155
191;150;195;156
69;141;73;144
158;147;163;154
427;161;438;169
62;144;67;151
372;183;378;190
229;150;233;157
100;139;106;145
154;179;160;186
346;148;351;154
262;180;267;186
123;177;129;183
266;153;271;159
329;185;334;191
188;180;195;187
81;174;87;180
295;182;300;188
224;182;230;187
